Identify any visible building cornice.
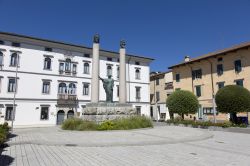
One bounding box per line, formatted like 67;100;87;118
1;70;150;85
0;31;154;62
169;42;250;69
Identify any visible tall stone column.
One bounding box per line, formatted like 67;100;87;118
119;40;127;104
91;34;100;103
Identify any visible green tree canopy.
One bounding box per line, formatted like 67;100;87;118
167;90;199;116
215;85;250;113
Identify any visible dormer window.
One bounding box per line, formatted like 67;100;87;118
45;47;52;52
12;42;20;47
107;57;112;61
217;57;223;62
135;61;140;65
84;54;90;58
0;40;4;45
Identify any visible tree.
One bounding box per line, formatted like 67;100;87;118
167;90;199;119
215;85;250;124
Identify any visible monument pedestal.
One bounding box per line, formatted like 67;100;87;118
82;103;136;122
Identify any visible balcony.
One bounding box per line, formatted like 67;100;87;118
57;94;78;107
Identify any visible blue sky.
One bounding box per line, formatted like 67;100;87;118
0;0;250;71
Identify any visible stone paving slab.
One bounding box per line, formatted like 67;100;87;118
7;126;212;147
1;126;250;166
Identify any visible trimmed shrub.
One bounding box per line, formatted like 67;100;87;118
215;85;250;113
167;90;199;118
215;85;250;123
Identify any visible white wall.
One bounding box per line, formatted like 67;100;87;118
0;39;151;126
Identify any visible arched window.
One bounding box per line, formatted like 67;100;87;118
107;65;112;76
68;83;76;95
135;69;141;80
83;62;89;74
44;57;51;70
0;51;3;66
65;59;71;71
58;83;67;94
10;53;18;66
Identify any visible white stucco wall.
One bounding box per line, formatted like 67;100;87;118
0;37;152;127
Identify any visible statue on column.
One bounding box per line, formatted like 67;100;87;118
120;40;126;48
99;75;114;103
93;34;100;43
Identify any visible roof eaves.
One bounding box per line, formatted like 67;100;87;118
0;31;154;61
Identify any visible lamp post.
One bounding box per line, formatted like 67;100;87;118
11;53;19;132
212;94;216;123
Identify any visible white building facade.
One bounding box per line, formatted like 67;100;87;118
0;32;153;127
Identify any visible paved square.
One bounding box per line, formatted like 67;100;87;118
1;126;250;166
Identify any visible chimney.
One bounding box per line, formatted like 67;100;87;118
184;56;190;62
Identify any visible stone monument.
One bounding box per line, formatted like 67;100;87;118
82;35;136;122
99;75;114;103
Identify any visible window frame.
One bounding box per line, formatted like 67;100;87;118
44;57;52;70
83;62;90;74
40;106;49;120
217;82;225;89
72;64;77;74
156;78;160;85
216;64;223;76
195;85;202;97
135;86;141;100
0;51;3;66
175;74;180;82
135;68;141;80
8;78;17;93
5;106;14;121
83;83;89;96
235;79;244;87
10;53;19;67
42;81;51;94
192;69;202;80
234;60;242;73
58;82;67;94
156;91;160;101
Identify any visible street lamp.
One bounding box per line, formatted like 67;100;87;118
11;53;19;132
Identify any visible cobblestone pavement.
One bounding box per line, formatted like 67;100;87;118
1;126;250;166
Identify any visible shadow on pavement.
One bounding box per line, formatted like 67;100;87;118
0;144;14;166
7;133;17;140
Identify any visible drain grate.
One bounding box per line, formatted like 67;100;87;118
65;144;77;147
190;153;197;155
